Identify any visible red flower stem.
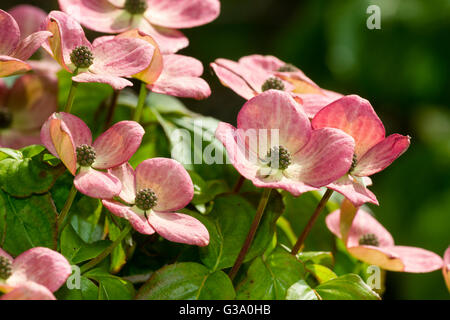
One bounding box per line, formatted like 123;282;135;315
229;188;272;281
291;189;334;255
232;175;245;193
80;224;133;274
133;81;148;122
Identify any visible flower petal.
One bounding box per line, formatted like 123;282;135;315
295;91;342;118
58;0;132;33
286;128;355;188
210;61;255;100
72;72;133;90
109;163;136;204
327;174;379;207
74;167;122;199
0;281;55;300
347;246;404;272
137;19;188;54
238;54;285;73
8;5;47;39
312;95;386;158
352;134;411;177
12;31;52;61
149;211;209;246
102;200;155;235
0;55;31;77
237;90;311;156
9;247;71;292
444;247;450;291
0;130;41;150
92;121;144;169
382;246;443;273
90;37;154;77
0;9;20;55
135;158;194;212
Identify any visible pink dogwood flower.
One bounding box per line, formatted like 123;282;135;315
58;0;221;53
326;200;443;273
444;247;450;292
215;90;355;196
40;112;145;199
0;74;58;149
0;247;72;300
312;95;411;206
211;54;343;118
102;159;209;246
42;11;155;90
0;9;52;77
94;30;211;99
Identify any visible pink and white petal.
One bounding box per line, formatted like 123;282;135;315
352;134;411;177
90;37;154;77
444;247;450;291
312;95;386;158
0;56;31;77
74;167;122;199
383;246;443;273
44;11;93;71
56;112;92;147
144;0;220;29
72;72;133;90
325;209;342;239
345;208;394;248
9;247;71;292
92;121;144;169
138;20;189;54
0;9;20;55
135;158;194;212
0;247;13;261
295;92;342;118
149;211;209;246
58;0;133;33
327;174;379;207
109;163;136;204
12;31;52;61
0;130;41;150
237;90;311;156
348;246;404;272
150;75;211;99
161;54;204;77
286;128;355;188
0;281;56;300
238;54;285;73
210;62;255;100
102;200;155;235
8;5;47;39
215;122;317;197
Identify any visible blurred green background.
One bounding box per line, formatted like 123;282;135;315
4;0;450;299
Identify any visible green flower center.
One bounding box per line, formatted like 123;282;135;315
76;144;96;167
261;77;285;92
135;188;158;211
359;233;380;246
0;256;12;280
125;0;148;14
70;46;94;69
0;108;12;129
277;63;297;72
265;145;292;170
349;154;358;173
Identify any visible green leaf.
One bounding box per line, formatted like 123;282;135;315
0;146;64;197
236;248;306;300
196;192;283;271
315;274;381;300
0;190;57;255
189;170;228;206
136;262;235;300
69;196;104;243
306;264;337;284
55;276;99;300
84;268;135;300
297;251;334;269
286;280;319;300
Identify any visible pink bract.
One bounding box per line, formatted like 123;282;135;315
102;159;209;246
40;112;145;199
211;54;343;118
312;95;411;207
215;90;355;196
42;11;155;90
58;0;221;53
0;9;52;77
0;74;58;149
326;200;443;273
444;247;450;292
0;247;72;300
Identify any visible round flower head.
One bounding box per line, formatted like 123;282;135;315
42;11;156;90
0;9;52;77
326;200;443;273
102;159;209;246
40;112;145;199
58;0;221;53
312;95;411;207
215;90;356;196
0;247;72;300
